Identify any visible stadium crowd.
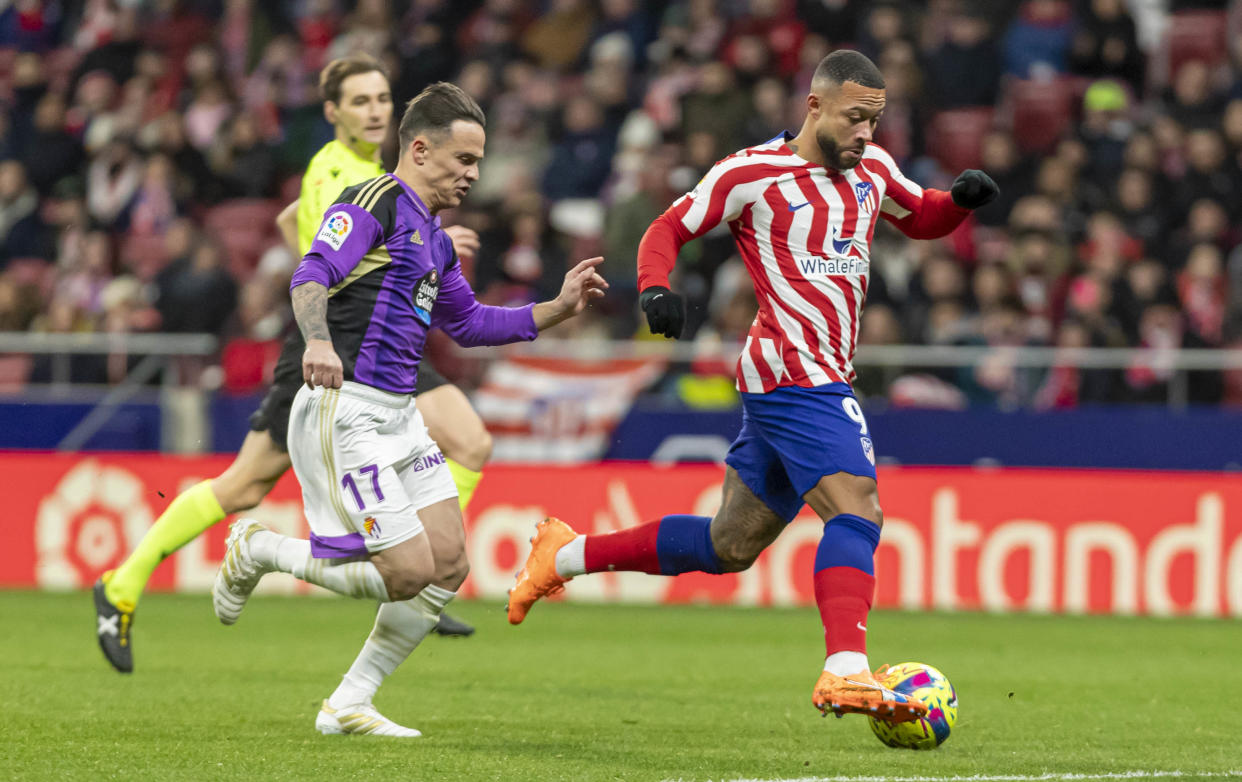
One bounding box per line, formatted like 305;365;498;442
0;0;1239;408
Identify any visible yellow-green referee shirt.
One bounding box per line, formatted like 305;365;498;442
296;139;386;256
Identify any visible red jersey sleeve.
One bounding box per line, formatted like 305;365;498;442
864;146;971;240
636;154;774;291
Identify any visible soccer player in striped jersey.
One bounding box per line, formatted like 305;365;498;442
92;56;482;674
507;50;998;726
211;82;607;737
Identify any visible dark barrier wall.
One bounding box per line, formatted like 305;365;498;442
2;395;1241;471
605;400;1242;471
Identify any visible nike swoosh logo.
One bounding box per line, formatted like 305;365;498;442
857;622;867;632
787;201;811;212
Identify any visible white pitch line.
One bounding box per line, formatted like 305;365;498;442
670;771;1242;782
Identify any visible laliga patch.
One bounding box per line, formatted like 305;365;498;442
412;268;440;326
317;211;353;251
860;436;875;465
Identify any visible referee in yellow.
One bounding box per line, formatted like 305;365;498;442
94;54;484;673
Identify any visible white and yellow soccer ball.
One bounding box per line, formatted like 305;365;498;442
868;662;958;750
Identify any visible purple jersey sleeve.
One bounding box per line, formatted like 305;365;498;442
289;203;384;291
431;258;537;347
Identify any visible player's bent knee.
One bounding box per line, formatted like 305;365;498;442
384;570;433;602
712;539;763;573
435;552;470;591
470;429;493;467
211;475;270;515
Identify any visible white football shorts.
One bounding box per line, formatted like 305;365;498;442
288;381;458;558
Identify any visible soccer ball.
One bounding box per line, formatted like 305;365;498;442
868;662;958;750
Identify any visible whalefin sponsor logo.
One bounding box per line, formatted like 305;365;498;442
796;255;869;276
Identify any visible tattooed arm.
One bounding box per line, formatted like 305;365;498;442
291;281;342;389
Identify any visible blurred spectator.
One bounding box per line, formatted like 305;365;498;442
0;0;1235;407
1003;0;1074;77
522;0;595;71
1068;0;1145;92
21;93;84;197
1078;79;1133;185
0;160;50;263
1032;315;1118;408
1174;130;1239;221
153;240;237;335
1113;167;1167;257
220;277;287;394
681;62;751;163
924;9;1001;108
86;138;142;228
1178;242;1227;345
972;130;1032;227
542;95;616;201
211;114;278;199
1163;59;1227;130
128;153;181;237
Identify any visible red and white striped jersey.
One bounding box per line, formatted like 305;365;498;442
659;135;934;393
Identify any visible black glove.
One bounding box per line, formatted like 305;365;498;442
640;285;685;339
950;169;999;210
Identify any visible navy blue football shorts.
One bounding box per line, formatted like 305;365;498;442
724;382;877;523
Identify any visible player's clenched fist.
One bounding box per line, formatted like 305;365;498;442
303;339;344;389
950;169;999;210
640;285;685;339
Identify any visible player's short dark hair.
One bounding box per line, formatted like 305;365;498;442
397;82;486;148
812;50;886;90
319;53;389;105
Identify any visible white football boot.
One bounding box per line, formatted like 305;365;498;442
315;700;422;737
212;519;271;625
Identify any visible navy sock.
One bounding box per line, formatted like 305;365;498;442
656;515;723;575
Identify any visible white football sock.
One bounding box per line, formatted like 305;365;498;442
328;585;457;709
254;530;389;601
554;535;586;578
824;651;870;677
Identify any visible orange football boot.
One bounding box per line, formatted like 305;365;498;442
506;517;578;625
812;667;928;724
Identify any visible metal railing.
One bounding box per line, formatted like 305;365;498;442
3;331;1241;452
494;339;1242;409
0;332;218;451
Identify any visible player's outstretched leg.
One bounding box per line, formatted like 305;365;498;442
316;584;455;737
93;480;226;672
93;576;134;673
507;512;726;624
93;430;289;671
315;699;421;737
212;520;276;624
805;504;926;724
506;518;578;624
419;382;489;639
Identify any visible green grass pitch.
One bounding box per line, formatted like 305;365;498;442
5;591;1241;781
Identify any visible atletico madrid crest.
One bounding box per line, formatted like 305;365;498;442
854;181;877;214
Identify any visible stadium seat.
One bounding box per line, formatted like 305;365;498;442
1005;77;1076;154
203;199;284;236
1163;11;1228;84
203;200;284;276
926;108;994;173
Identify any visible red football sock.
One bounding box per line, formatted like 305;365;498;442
583;520;662;574
813;565;875;657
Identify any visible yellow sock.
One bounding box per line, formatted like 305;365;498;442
104;480;226;608
446;459;483;512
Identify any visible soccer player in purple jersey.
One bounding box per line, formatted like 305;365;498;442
210;83;608;737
